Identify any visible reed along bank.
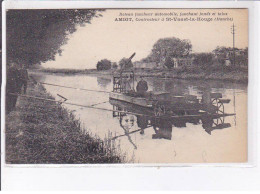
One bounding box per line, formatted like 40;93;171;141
5;80;124;164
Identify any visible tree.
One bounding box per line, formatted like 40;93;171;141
213;46;231;65
238;47;248;66
96;59;112;71
6;9;104;67
164;56;175;69
193;53;214;67
140;54;153;63
150;37;192;64
213;46;248;66
119;58;133;70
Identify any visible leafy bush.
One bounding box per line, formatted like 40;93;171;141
193;53;214;67
96;59;112;71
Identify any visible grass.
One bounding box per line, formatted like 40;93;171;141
5;81;125;164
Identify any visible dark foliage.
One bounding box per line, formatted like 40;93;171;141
149;37;192;63
164;56;175;69
6;9;104;66
96;59;112;71
193;53;214;67
213;46;248;66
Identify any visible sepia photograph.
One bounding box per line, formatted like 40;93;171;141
4;8;248;164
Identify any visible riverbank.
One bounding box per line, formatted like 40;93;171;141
5;80;124;164
135;65;248;84
36;65;248;83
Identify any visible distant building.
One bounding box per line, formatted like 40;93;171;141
214;48;248;66
224;58;232;66
134;57;194;70
171;57;193;68
134;61;158;69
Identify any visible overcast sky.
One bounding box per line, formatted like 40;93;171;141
42;9;248;69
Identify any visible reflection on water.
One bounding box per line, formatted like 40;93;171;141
111;99;232;144
97;76;111;89
37;73;248;163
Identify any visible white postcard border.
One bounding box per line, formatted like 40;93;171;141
1;0;259;190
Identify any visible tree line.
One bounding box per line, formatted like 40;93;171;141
96;58;133;71
141;37;248;69
96;37;248;71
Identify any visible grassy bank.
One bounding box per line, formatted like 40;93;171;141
135;65;248;84
6;81;124;164
36;65;248;83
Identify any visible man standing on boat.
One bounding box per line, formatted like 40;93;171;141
136;76;148;96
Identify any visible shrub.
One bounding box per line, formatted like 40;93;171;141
96;59;112;71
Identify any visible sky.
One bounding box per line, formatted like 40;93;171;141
42;9;248;69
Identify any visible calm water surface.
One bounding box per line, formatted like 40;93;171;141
38;73;247;163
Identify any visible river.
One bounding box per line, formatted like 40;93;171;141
36;72;247;163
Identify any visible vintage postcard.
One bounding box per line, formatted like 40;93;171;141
3;7;248;165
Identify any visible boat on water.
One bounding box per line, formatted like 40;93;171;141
109;53;232;118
